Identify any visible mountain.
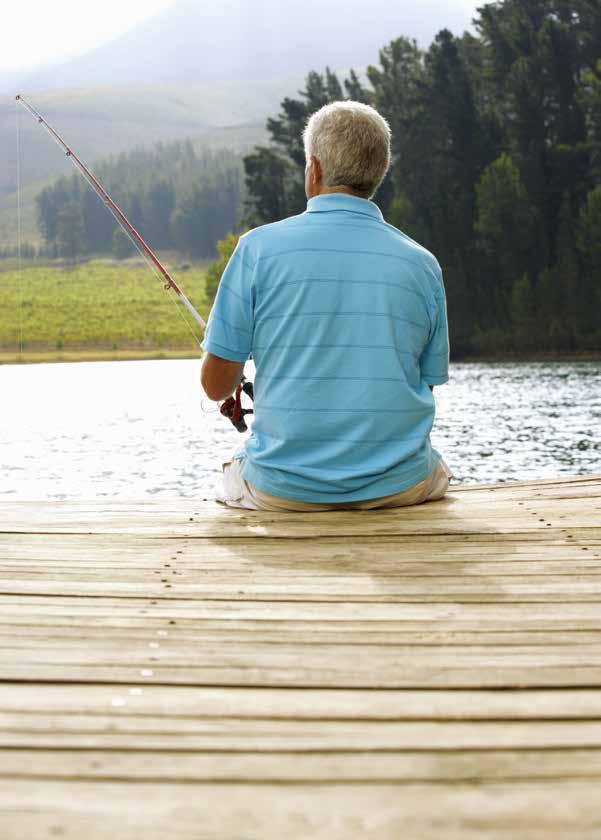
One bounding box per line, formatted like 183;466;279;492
0;86;271;246
1;80;285;197
0;0;478;247
17;0;476;92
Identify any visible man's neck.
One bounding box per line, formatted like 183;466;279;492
316;186;369;199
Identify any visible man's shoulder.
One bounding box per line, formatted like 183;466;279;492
238;213;443;287
380;221;442;280
238;213;307;261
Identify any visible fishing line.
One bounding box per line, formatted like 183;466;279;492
16;105;23;357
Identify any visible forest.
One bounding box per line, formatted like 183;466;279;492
243;0;601;355
33;0;600;356
35;141;244;259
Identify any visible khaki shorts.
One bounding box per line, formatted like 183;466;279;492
217;456;454;512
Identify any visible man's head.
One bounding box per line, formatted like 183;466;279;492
303;101;391;200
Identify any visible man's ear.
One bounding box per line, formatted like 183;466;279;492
311;155;322;187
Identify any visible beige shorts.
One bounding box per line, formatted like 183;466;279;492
217;456;454;512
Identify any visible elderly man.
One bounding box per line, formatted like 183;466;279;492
201;100;452;511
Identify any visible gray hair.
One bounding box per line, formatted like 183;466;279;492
303;101;391;198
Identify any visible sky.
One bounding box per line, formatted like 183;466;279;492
3;0;481;74
2;0;174;71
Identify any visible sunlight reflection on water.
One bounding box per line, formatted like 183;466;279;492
0;358;599;499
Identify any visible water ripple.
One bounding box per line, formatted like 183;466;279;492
0;358;599;498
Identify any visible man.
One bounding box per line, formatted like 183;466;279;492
201;100;452;511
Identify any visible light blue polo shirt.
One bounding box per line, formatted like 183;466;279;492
202;193;450;503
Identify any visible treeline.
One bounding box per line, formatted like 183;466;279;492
242;0;601;355
36;141;244;260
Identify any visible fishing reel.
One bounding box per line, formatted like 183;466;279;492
220;379;254;433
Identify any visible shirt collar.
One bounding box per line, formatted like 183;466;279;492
306;193;383;221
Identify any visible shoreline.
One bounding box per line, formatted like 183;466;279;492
1;349;600;366
0;349;203;365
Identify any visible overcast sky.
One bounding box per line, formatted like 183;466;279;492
2;0;173;71
4;0;481;73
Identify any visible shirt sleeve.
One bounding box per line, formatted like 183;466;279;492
201;238;254;363
419;267;450;386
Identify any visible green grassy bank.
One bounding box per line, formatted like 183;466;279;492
0;259;209;363
1;259;599;366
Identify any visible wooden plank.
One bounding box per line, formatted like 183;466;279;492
1;535;600;571
6;561;601;578
4;550;601;568
450;475;601;492
1;476;600;838
1;779;601;840
2;532;598;563
3;595;601;621
5;574;601;600
1;495;600;537
3;639;601;664
4;625;601;646
4;716;601;751
3;748;601;782
1;685;600;720
1;537;599;563
2;657;601;688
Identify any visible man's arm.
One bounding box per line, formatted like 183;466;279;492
420;265;450;388
200;236;254;400
200;353;245;402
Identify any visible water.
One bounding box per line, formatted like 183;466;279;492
0;359;599;499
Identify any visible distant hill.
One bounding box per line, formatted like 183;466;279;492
0;84;276;246
1;81;287;199
13;0;475;93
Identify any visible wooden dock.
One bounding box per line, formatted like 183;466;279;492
1;474;600;839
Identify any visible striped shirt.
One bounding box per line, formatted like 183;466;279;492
202;192;449;503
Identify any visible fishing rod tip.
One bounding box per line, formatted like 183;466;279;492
15;94;21;101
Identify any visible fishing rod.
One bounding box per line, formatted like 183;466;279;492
15;94;206;338
16;94;253;432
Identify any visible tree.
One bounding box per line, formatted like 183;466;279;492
367;37;426;225
578;183;601;275
477;0;594;271
36;177;72;244
552;193;582;346
422;30;484;255
112;228;132;260
510;274;539;350
576;184;601;341
171;171;242;259
35;142;243;260
143;180;175;248
581;60;601;179
243;147;294;225
475;153;537;330
56;200;85;260
205;231;243;303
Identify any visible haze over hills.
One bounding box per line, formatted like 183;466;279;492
10;0;476;93
0;0;477;246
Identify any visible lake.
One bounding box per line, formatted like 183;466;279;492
1;359;599;499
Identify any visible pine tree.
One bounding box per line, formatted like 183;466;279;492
475;153;537;331
56;200;85;260
576;184;601;344
511;273;539;351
